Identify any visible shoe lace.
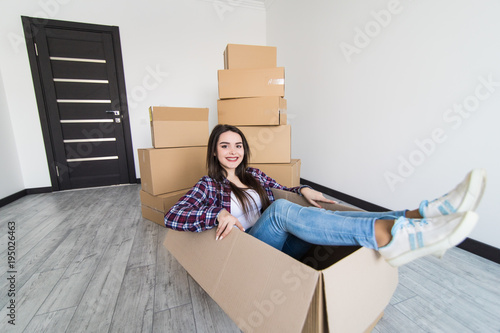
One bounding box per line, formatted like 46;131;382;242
392;217;429;236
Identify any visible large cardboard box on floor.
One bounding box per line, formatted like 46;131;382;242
224;44;277;70
237;125;291;164
249;159;301;188
218;97;287;126
140;189;188;226
218;67;285;99
138;147;206;195
164;189;398;332
149;106;208;148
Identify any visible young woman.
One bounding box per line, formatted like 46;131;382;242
165;124;486;267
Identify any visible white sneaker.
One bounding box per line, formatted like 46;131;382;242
378;212;479;267
419;169;487;218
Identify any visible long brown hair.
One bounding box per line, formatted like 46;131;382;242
207;124;271;216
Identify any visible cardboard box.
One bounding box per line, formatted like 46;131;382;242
218;68;285;99
149;106;209;148
224;44;277;70
140;189;188;226
141;205;165;226
218;97;287;126
249;159;301;188
237;125;291;164
138;147;206;195
164;188;398;332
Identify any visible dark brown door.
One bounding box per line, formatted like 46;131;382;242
22;17;136;190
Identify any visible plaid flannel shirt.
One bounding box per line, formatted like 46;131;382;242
164;167;308;232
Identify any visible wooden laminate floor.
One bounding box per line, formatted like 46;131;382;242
0;184;499;332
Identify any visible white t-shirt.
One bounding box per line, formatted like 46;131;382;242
230;189;263;230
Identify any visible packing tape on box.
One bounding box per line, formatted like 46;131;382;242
268;78;285;86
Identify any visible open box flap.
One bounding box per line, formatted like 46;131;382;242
164;228;320;332
321;247;398;333
301;273;327;333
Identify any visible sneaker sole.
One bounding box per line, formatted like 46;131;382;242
457;168;487;213
430;169;486;259
386;211;479;267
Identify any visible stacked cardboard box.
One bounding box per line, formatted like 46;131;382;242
138;106;209;225
217;44;299;187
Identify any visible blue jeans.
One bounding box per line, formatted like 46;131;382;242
247;199;406;259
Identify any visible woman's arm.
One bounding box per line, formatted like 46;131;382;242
164;177;224;232
215;209;245;241
299;187;337;208
247;167;336;208
247;167;310;194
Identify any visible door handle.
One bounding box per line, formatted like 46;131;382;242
106;110;120;116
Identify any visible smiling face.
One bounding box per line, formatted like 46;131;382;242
216;130;244;173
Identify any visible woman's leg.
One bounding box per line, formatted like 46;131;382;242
249;169;485;266
282;235;313;260
327;210;406;219
248;199;406;252
335;209;421;219
246;225;314;259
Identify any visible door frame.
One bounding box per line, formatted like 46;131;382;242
22;16;136;191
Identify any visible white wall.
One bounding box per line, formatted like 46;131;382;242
0;0;266;191
267;0;500;249
3;0;498;249
0;67;24;198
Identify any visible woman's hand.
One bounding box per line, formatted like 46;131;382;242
215;209;245;241
300;187;337;208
